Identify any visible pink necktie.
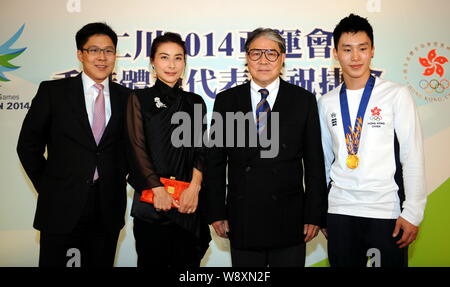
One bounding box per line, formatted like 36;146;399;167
92;83;105;180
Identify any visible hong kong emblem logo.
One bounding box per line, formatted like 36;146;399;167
370;107;382;121
404;43;450;102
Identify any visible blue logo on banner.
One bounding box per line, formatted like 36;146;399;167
0;24;27;82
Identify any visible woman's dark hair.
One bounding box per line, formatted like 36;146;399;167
75;22;118;50
333;14;374;50
150;32;186;61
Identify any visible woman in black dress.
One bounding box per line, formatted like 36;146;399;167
126;32;210;267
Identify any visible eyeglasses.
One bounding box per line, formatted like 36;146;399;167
82;47;116;56
247;49;281;62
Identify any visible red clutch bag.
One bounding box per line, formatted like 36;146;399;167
140;177;190;207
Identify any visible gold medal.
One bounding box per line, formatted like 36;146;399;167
346;154;359;169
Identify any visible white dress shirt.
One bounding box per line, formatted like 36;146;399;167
81;72;112;127
250;78;280;123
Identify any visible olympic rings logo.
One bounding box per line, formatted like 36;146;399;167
419;79;449;94
370;116;382;121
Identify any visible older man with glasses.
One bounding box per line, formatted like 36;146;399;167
205;28;327;267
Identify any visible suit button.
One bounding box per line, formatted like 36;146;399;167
282;143;287;149
271;195;277;201
245;166;251;172
96;152;100;156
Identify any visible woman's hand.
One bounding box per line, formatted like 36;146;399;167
152;186;179;211
177;182;200;214
178;168;202;214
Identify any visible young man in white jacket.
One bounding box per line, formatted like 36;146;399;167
318;14;427;267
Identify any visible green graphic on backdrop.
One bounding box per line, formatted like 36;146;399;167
409;177;450;267
0;24;26;82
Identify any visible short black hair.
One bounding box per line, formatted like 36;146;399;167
75;22;118;50
333;14;374;50
150;32;186;61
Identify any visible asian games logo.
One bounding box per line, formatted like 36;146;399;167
0;24;27;82
404;42;450;102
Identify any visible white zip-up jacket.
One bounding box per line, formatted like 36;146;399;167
318;77;427;226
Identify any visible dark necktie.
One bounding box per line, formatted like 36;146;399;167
256;88;271;134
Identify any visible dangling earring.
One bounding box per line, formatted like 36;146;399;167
150;64;157;86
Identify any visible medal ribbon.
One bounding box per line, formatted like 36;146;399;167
339;75;376;156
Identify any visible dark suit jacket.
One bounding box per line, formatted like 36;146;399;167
205;78;327;249
17;74;130;234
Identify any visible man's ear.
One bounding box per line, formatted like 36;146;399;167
333;47;338;59
76;49;83;63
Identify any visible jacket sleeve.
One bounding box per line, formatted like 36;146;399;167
204;93;228;224
17;81;51;192
126;92;163;191
302;92;328;227
394;87;427;226
193;98;207;174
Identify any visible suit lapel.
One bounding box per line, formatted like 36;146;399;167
237;81;253;115
236;82;259;160
99;81;120;146
236;82;257;132
68;74;97;147
270;77;288;114
253;78;288;159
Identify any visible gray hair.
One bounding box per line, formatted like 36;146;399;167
244;28;286;53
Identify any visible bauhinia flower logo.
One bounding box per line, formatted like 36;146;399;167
404;42;449;102
419;49;448;77
371;107;381;116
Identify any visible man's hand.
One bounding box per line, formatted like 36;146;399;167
177;182;200;214
304;224;320;243
152;186;179;211
212;220;229;238
392;216;419;248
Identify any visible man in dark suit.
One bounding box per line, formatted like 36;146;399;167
17;22;129;267
205;28;327;267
